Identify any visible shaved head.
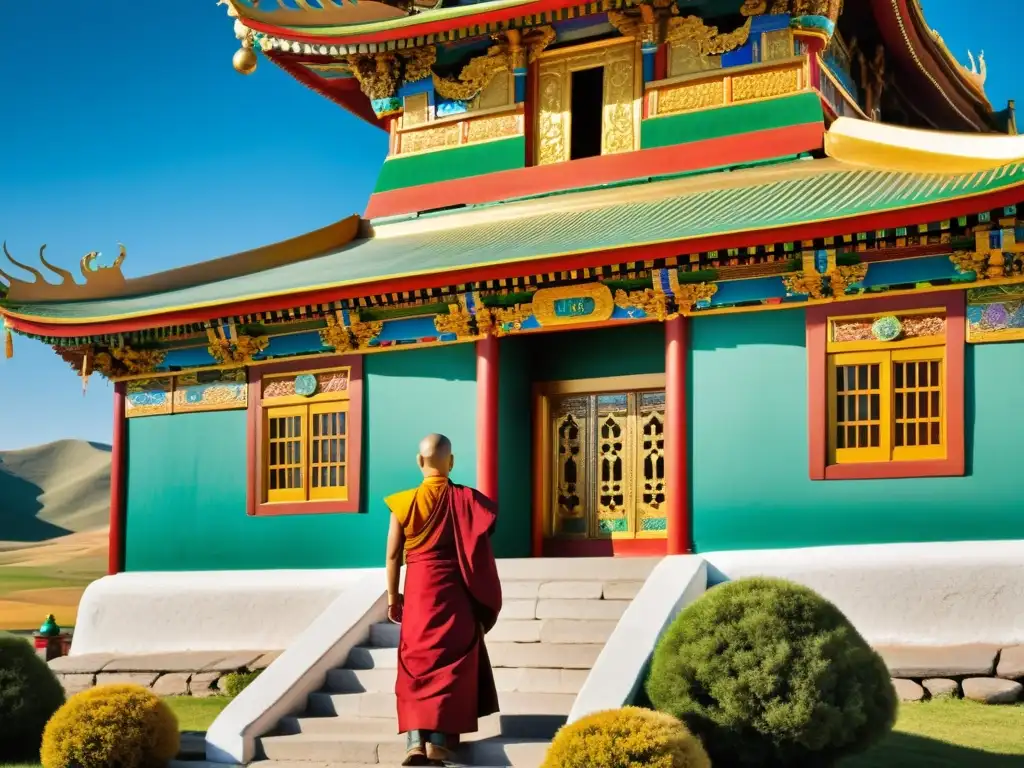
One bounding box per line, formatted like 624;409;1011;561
417;433;454;477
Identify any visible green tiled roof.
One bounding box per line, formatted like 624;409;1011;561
4;157;1024;324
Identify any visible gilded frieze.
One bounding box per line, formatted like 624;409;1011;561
657;79;726;114
433;47;509;101
783;272;825;300
125;378;173;418
533;284;615;327
731;65;801;102
350;320;384;348
828;264;868;296
674;282;717;313
537;65;568;165
433;305;474;338
665;16;752;56
614;289;669;321
110;345;166;375
319;316;354;353
762;28;795;61
346;53;400;100
466;113;520;143
400;123;461;154
208;334;269;366
400;46;436;84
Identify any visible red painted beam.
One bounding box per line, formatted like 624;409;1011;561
476;334;499;504
664;315;690;554
108;382;127;574
8;182;1024;339
365;121;825;220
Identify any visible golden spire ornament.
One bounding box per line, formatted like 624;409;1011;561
232;20;258;75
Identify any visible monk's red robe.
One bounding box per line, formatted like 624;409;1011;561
388;481;502;736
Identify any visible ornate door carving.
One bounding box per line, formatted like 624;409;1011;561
535;39;640;165
548;387;667;539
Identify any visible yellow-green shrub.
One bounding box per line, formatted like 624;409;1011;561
541;706;711;768
41;683;179;768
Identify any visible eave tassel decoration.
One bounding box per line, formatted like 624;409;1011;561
3;318;12;360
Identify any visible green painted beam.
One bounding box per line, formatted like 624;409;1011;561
641;91;825;150
374;136;526;194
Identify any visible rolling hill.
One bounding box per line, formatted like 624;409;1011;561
0;439;111;629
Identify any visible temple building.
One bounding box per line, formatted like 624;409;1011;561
2;0;1024;573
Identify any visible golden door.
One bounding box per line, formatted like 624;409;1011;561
534;38;642;165
546;387;668;539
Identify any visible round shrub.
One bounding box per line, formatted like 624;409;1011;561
541;706;711;768
222;670;262;698
646;577;896;767
0;633;66;762
41;683;179;768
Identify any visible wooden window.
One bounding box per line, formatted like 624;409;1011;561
808;292;965;481
247;356;363;515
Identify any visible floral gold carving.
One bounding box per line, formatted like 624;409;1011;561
208;334;269;366
828;264;868;297
602;51;636;155
319;317;354;353
434;305;474;338
951;250;988;278
476;305;532;336
401;123;461;154
346;53;400;100
674;282;718;313
433;47;509;101
783;272;825;299
537;64;567;164
350;320;384;348
731;66;801;101
741;0;768;15
769;0;844;20
614;289;669;321
665;15;752;56
400;46;436;83
762;28;794;61
466;113;520;143
658;80;726;114
110;346;166;375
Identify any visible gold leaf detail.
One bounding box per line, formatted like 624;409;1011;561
351;320;384;348
614;289;669;321
828;264;868;297
400;46;436;83
783;272;825;299
110;346;167;375
319;316;354;353
950;250;988;278
477;305;531;336
346;53;400;100
434;305;474;338
674;282;718;313
433;47;509;101
665;15;751;56
208;334;269;366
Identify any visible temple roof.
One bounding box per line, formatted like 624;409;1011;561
4;118;1024;330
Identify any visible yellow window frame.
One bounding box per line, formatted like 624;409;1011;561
264;404;308;504
827;345;946;466
307;401;350;502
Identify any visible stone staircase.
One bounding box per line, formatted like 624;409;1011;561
251;557;659;768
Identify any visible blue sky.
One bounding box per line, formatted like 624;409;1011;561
0;1;1018;450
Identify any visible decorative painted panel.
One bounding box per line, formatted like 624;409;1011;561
533;284;616;327
831;313;945;345
732;64;801;102
966;286;1024;343
399;122;461;154
636;391;667;533
652;58;804;117
667;40;721;78
125;371;246;418
595;393;630;534
552;395;589;535
761;29;794;62
126;378;173;418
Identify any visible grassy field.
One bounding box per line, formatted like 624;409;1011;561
1;699;1020;767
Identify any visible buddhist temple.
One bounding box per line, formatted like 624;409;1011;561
3;0;1024;573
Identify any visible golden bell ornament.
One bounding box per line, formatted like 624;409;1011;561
233;47;258;75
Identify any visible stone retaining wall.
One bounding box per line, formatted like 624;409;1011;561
878;644;1024;704
47;651;279;697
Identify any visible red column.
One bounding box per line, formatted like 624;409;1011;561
108;382;127;574
476;334;500;503
665;316;691;554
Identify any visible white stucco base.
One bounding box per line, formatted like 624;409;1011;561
70;569;382;656
703;540;1024;646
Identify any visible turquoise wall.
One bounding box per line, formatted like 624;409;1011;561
496;336;533;558
690;310;1024;552
124;345;478;571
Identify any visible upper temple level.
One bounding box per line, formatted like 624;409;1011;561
224;0;1016;218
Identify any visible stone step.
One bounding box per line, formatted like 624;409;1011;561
258;733;549;766
308;691;576;720
370;619;616;647
327;665;588;695
496;557;658;582
344;643;602;671
278;712;565;740
501;599;629;621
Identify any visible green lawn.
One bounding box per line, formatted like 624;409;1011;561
2;699;1021;767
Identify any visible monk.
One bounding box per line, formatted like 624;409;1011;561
384;433;502;766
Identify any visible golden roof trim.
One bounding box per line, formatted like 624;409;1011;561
0;214;362;304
